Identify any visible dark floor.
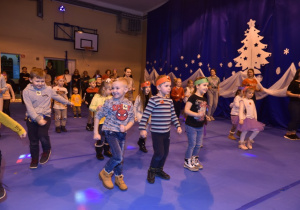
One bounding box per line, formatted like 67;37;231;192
0;103;300;210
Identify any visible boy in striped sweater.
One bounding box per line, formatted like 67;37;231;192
139;75;182;184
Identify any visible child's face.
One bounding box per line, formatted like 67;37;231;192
176;79;182;87
57;78;65;87
104;84;112;96
112;81;128;99
96;77;102;84
89;81;96;88
188;81;194;88
247;70;254;78
22;68;27;73
210;70;216;76
196;82;208;95
144;86;151;95
30;77;45;90
125;69;132;77
73;88;78;94
245;90;254;99
158;81;171;97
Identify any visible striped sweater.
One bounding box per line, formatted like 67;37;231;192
139;95;180;133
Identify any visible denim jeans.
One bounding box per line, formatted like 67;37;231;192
26;116;51;159
185;124;203;159
207;88;219;117
150;132;170;168
103;131;126;176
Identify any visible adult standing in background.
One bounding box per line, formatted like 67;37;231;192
64;69;72;98
207;68;220;121
241;68;263;103
46;60;57;85
19;66;30;104
284;69;300;140
72;69;81;95
124;67;135;102
81;70;90;98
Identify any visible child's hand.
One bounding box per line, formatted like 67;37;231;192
239;119;244;125
96;105;102;111
38;118;47;126
20;132;27;138
120;125;127;132
70;102;74;106
134;117;138;122
177;127;182;134
94;133;101;140
140;130;147;138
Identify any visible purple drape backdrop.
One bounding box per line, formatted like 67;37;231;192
146;0;300;128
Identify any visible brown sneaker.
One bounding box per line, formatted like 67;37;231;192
228;134;237;140
115;175;128;191
99;169;114;189
40;150;51;164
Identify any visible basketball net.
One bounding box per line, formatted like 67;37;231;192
83;46;93;57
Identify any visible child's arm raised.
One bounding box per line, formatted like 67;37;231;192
51;89;73;106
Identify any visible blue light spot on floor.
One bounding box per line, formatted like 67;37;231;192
75;188;103;204
127;145;136;150
242;153;257;158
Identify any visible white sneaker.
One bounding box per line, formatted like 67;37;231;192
192;156;203;169
184;158;199;171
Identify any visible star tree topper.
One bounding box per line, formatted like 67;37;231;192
233;19;271;74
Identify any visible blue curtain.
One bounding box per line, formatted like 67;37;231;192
146;0;300;128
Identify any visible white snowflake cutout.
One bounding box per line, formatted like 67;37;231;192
190;69;193;73
185;64;188;68
207;63;210;67
284;48;289;55
191;60;195;64
180;56;184;60
228;62;233;68
159;68;163;72
276;67;281;75
154;60;157;64
174;67;178;71
220;63;223;67
197;54;201;59
198;62;203;67
146;61;149;64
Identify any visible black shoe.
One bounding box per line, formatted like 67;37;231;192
103;144;113;157
284;134;297;140
55;127;61;133
86;124;93;131
61;126;67;132
0;183;7;201
95;145;104;160
147;168;156;184
156;168;170;180
74;115;77;118
40;150;51;164
30;159;39;169
78;114;81;118
138;138;148;153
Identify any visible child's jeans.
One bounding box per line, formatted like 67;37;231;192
54;108;67;127
103;131;126;176
150;131;170;168
26;116;51;160
185;125;203;159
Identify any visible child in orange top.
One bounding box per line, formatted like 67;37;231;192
70;87;82;118
171;78;184;119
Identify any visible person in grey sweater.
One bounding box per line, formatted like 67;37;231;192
23;68;73;169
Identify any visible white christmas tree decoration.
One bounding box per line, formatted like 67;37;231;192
197;54;201;59
185;64;188;68
180;56;184;60
284;48;289;55
233;19;271;74
191;60;195;64
228;62;233;68
198;62;202;67
174;67;178;71
220;63;223;67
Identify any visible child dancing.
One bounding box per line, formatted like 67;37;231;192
237;87;264;150
53;75;69;133
84;78;99;131
90;79;113;160
0;111;27;201
184;77;208;171
134;81;152;153
23;68;73;169
70;87;82;118
94;78;134;191
228;87;244;140
171;78;184;119
139;75;182;184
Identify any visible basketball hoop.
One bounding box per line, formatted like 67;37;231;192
83;46;94;57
